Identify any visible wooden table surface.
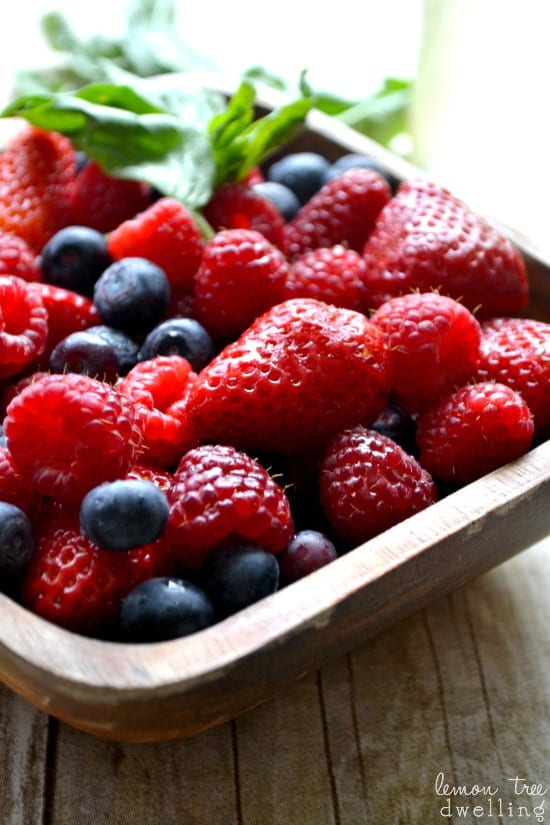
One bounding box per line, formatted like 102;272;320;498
0;536;547;825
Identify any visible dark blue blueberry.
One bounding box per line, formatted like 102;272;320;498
120;577;215;642
371;403;418;456
93;257;170;336
40;225;112;298
86;325;140;375
201;541;280;618
80;479;170;552
266;152;331;204
0;501;34;579
252;181;301;221
138;317;215;371
277;529;337;584
323;153;399;192
49;329;120;382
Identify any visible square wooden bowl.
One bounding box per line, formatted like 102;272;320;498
0;94;547;742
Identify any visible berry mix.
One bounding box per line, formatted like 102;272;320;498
0;122;547;645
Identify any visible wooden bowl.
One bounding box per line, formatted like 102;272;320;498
0;97;548;743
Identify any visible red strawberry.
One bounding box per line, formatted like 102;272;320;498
0;231;41;282
474;317;550;434
320;425;437;544
188;298;393;455
203;182;286;248
193;228;289;340
0;126;76;252
167;443;294;569
21;503;173;633
416;381;534;484
70;160;153;234
282;168;391;261
283;245;366;311
371;291;481;413
107;197;204;294
362;178;529;316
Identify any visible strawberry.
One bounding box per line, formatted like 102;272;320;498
0;126;76;252
70;160;153;234
107;197;205;294
282;168;391;261
21;502;174;633
188;298;393;455
193;228;289;341
362;178;529;316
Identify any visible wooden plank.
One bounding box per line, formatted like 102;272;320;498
0;685;49;825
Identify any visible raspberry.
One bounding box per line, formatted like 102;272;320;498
371;292;481;412
416;381;535;484
319;425;437;543
0;231;41;282
362;178;529;316
31;282;100;365
193;228;289;340
118;355;199;467
70;160;153;234
282;167;391;261
283;245;366;311
0;276;48;378
203;182;285;248
21;503;173;633
167;443;294;569
107;197;204;294
188;298;393;455
0;126;76;252
4;372;142;501
0;443;43;519
474;317;550;434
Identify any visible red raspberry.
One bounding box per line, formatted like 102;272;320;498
188;298;393;455
371;292;481;412
282;168;391;261
0;126;76;252
0;276;48;378
319;425;437;543
0;444;43;519
203;182;285;248
4;372;142;501
283;245;366;311
362;178;529;317
167;443;294;569
0;231;41;282
70;160;153;234
416;381;534;484
21;503;173;633
30;282;100;364
125;462;174;494
193;228;289;340
118;356;199;467
474;317;550;434
107;197;205;293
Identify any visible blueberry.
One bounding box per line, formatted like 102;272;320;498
93;257;171;336
277;529;337;584
252;181;301;221
201;541;280;618
371;404;417;456
120;577;215;642
40;226;112;298
138;317;215;371
323;153;399;192
80;479;170;552
86;325;140;375
0;501;34;579
266;152;331;204
49;329;120;382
